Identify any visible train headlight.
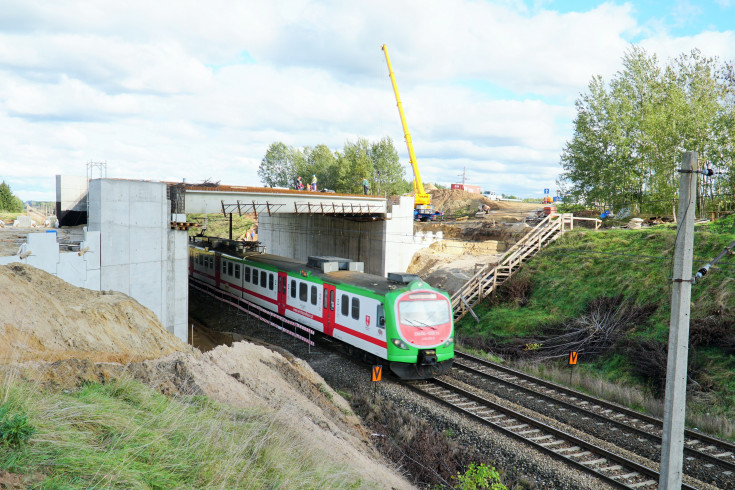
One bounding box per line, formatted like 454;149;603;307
391;338;410;350
442;337;454;347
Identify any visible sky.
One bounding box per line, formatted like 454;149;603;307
1;0;735;202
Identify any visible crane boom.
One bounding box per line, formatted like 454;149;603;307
382;44;431;207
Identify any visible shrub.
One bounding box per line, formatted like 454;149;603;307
0;405;36;448
454;462;507;490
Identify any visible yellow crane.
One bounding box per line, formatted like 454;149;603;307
382;44;440;221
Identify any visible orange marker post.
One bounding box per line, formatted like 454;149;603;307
372;365;383;382
568;351;578;385
568;351;578;365
372;365;382;401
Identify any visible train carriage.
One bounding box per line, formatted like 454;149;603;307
189;242;453;379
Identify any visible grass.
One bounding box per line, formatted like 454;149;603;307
0;376;372;489
512;358;734;439
187;213;254;240
457;216;735;440
0;211;22;222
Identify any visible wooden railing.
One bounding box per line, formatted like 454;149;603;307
450;213;582;322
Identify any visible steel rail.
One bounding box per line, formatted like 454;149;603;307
453;355;735;483
455;351;735;469
408;378;699;490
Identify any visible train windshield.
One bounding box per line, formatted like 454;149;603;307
398;296;451;327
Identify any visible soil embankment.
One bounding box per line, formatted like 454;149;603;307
0;263;413;489
409;190;542;294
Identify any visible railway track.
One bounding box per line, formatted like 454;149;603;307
450;350;735;488
407;377;695;489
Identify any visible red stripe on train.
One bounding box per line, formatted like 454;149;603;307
201;274;387;350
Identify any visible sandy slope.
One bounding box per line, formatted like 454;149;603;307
0;263;413;489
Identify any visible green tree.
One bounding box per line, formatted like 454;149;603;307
336;138;373;193
559;47;735;215
257;142;304;188
0;181;23;212
303;144;339;191
369;137;410;196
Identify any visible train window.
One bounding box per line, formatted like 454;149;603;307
260;271;267;287
245;267;250;282
228;262;233;276
235;264;240;279
290;280;296;298
253;269;259;286
330;290;335;311
341;294;349;317
310;285;317;305
323;290;328;308
268;273;274;290
299;283;307;302
222;261;226;274
351;297;360;320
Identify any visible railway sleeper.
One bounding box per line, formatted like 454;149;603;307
616;471;639;480
567;450;591;458
554;446;580;454
539;440;565;447
582;458;607;466
629;480;657;488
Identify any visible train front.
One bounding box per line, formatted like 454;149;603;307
387;286;454;379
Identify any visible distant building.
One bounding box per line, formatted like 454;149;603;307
450;184;481;194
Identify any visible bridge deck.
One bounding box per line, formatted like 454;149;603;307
177;184;388;217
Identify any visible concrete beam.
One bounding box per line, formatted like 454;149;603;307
184;186;387;216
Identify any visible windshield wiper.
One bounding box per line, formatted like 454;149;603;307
404;319;437;330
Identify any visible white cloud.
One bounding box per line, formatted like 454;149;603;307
0;0;733;201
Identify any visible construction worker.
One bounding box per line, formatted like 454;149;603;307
362;177;369;195
295;176;304;190
311;174;317;191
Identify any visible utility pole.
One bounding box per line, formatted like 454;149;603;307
659;151;697;489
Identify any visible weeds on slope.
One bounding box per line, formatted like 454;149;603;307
0;376;368;489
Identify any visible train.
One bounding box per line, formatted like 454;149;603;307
189;238;454;379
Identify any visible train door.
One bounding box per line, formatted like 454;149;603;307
322;284;336;336
277;272;287;316
214;253;221;287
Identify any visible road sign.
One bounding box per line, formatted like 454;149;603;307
568;351;578;365
544;188;549;194
372;365;382;382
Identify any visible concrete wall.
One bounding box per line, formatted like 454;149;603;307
0;230;101;290
87;179;188;341
259;196;440;276
56;175;89;226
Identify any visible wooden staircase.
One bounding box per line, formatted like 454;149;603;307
450;213;575;322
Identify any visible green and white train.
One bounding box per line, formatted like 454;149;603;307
189;242;454;379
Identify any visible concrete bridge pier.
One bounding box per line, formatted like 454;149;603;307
259;196;434;276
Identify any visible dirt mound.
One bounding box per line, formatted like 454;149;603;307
0;263;412;488
429;189;498;216
1;346;411;488
0;263;189;364
407;239;505;295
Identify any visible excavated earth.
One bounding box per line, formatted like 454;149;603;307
410;191;543;294
0;263;413;489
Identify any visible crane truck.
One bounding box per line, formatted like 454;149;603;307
382;44;442;222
